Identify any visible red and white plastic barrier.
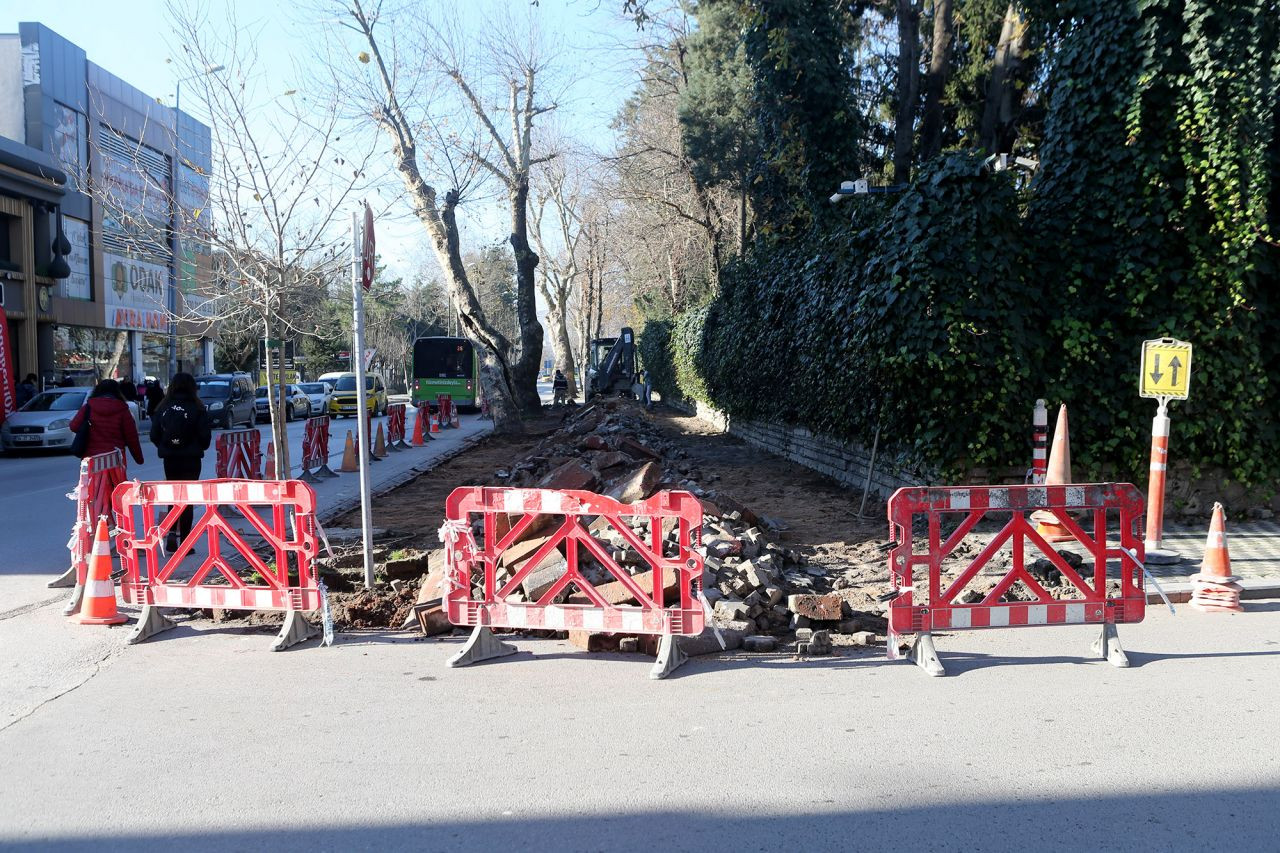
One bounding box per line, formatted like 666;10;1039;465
386;403;409;451
441;486;706;678
436;394;454;429
50;449;127;612
299;416;338;481
112;478;329;650
886;482;1150;676
215;429;262;479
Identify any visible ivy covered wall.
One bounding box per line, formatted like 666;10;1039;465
644;1;1280;485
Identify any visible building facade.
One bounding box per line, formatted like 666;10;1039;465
0;22;214;390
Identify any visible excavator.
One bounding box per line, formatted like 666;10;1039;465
585;327;640;399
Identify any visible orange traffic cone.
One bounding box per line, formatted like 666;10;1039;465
339;431;358;472
1190;503;1243;613
74;518;127;626
412;407;431;445
373;422;388;458
1034;404;1075;542
430;417;440;434
264;441;276;479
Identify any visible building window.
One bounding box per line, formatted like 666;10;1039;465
52;103;88;183
52;325;132;383
60;216;91;300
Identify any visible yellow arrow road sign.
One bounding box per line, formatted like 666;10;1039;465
1140;338;1192;399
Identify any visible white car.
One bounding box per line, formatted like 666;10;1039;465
1;387;90;452
297;382;333;418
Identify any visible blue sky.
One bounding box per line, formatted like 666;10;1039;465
9;0;643;284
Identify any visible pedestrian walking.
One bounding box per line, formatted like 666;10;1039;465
149;372;212;550
69;379;145;469
552;370;568;406
16;374;37;408
145;379;164;420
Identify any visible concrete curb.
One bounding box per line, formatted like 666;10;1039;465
316;429;493;526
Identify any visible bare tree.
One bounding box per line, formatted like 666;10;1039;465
85;2;374;474
330;0;563;431
436;11;560;414
530;153;588;398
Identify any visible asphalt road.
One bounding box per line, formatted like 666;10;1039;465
1;601;1278;851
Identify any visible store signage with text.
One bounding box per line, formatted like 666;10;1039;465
104;252;169;331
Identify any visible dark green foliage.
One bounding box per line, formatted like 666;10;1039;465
738;0;866;234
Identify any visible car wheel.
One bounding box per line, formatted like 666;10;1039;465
286;404;294;422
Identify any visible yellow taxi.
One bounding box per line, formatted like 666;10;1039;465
322;371;388;417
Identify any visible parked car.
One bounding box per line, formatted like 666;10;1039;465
255;384;311;423
195;373;256;429
0;387;91;452
297;381;333;418
326;372;388;418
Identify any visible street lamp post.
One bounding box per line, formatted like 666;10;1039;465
169;64;224;382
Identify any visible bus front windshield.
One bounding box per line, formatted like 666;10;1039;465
414;339;472;379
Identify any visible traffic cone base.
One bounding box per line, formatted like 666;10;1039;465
74;518;127;626
1190;502;1242;613
1035;520;1076;543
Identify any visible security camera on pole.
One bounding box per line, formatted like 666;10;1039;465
1139;337;1193;564
353;203;377;589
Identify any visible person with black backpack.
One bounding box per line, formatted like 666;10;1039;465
150;372;213;549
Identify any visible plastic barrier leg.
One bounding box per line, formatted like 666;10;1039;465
649;634;688;680
446;625;517;668
1090;622;1130;668
271;610;318;651
48;566;77;588
299;466;320;484
128;605;177;644
317;460;339;479
910;632;946;677
61;584;84;616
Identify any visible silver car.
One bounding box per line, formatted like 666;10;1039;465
297;382;333;418
1;388;90;452
254;384;311;422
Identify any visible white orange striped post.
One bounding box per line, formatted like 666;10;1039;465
1143;401;1178;563
1029;398;1047;484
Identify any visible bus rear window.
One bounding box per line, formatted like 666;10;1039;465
414;339;472;378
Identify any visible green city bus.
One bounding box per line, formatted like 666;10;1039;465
411;336;481;411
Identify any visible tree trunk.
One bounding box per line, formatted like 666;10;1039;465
980;3;1031;154
508;180;545;414
894;0;923;184
548;305;578;399
918;0;954;162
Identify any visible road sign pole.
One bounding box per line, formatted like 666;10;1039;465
1138;337;1192;565
1144;397;1179;564
352;211;375;589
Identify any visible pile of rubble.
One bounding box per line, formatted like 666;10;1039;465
410;399;890;657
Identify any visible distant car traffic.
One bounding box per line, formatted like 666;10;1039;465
1;387;89;452
297;382;333;418
254;385;311;422
195;372;256;429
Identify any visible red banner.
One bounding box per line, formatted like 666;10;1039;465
0;306;16;425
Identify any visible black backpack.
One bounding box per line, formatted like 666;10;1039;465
159;403;199;449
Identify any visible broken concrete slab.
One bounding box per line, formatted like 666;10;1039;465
788;593;843;621
606;460;662;504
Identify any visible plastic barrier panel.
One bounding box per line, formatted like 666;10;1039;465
215;429;262;479
50;449;127;609
300;416;337;481
441;487;706;678
112;478;324;650
386;403;409;449
886;483;1147;676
